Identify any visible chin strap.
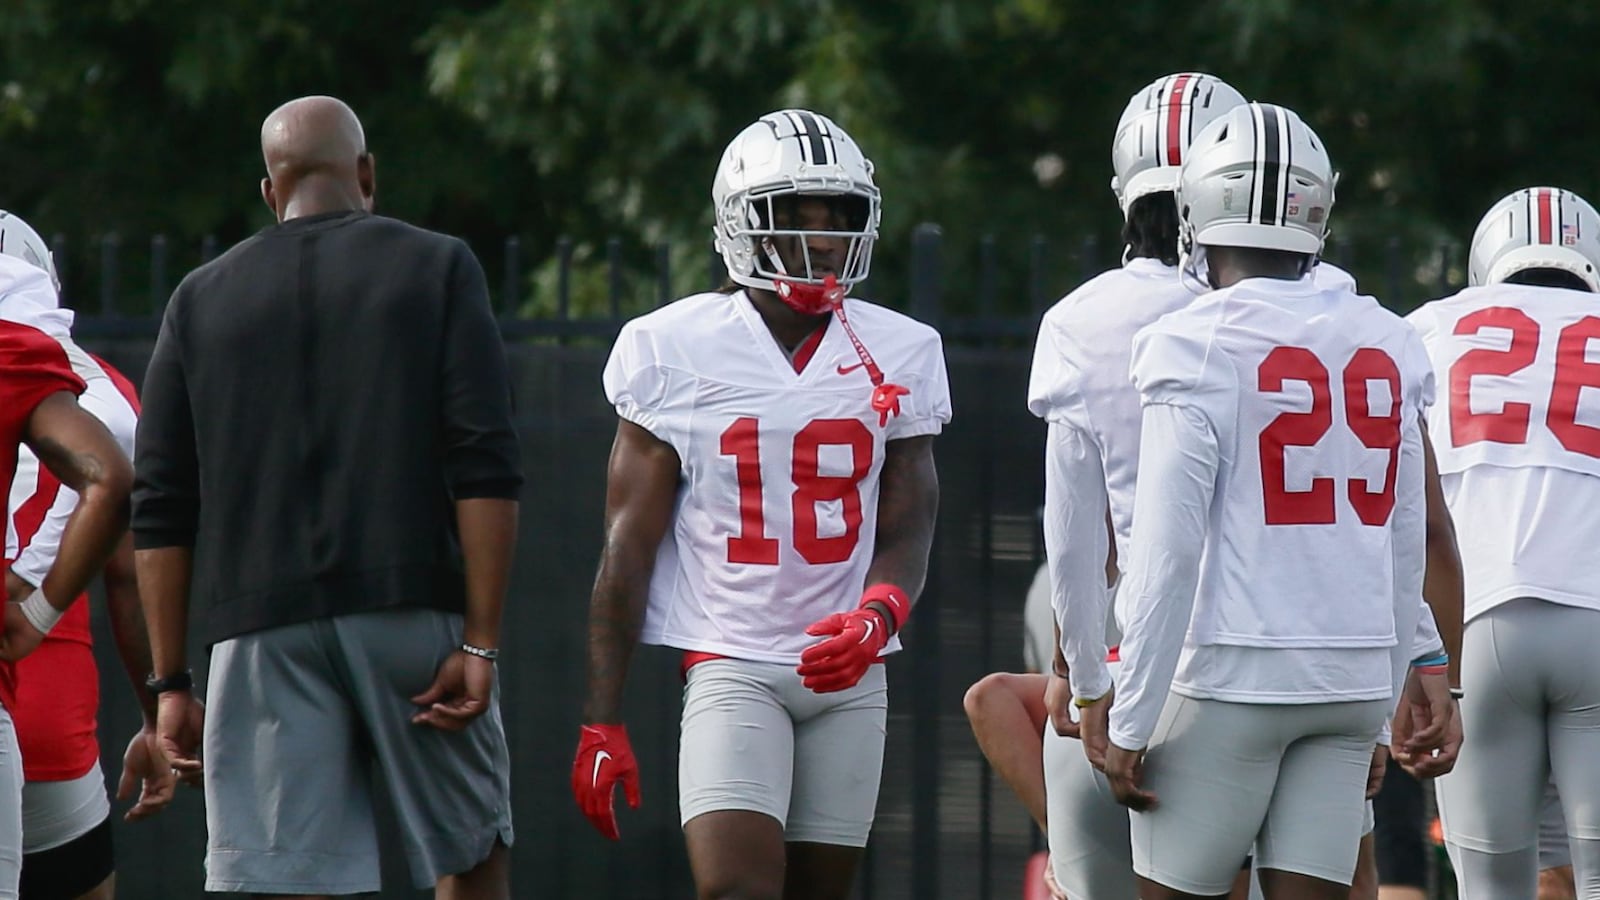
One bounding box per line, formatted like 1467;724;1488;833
763;239;910;427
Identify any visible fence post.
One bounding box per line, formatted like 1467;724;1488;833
607;237;623;322
99;233;120;316
556;237;574;322
1385;236;1402;307
909;223;942;323
1029;234;1050;320
656;242;671;308
909;225;942;900
503;236;521;317
707;242;724;291
201;234;218;264
1435;240;1454;298
150;234;168;312
977;234;998;323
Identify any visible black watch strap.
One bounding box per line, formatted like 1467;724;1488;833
145;670;194;694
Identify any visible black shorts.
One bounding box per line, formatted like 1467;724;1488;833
1372;755;1427;889
19;815;113;900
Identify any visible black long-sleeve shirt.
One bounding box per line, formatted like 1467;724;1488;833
131;210;522;646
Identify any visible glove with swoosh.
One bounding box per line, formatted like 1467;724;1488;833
572;723;640;840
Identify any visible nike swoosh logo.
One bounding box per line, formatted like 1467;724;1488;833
837;362;867;376
592;750;612;786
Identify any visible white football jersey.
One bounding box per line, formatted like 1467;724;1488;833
1409;283;1600;621
1027;260;1365;701
1109;276;1432;746
604;290;952;664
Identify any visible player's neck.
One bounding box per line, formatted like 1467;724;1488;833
745;288;831;352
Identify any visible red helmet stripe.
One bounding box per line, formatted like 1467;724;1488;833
1538;189;1554;245
1166;74;1194;167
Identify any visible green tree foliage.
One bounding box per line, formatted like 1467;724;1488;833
6;0;1600;314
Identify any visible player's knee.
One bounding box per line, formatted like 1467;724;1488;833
963;673;1009;722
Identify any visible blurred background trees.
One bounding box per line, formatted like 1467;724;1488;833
3;0;1596;313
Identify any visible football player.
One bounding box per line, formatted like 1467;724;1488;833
1092;102;1452;900
1409;186;1600;899
571;110;951;899
1;210;176;900
0;212;135;896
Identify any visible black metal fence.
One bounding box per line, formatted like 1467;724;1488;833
67;226;1460;898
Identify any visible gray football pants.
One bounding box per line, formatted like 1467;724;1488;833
1437;598;1600;899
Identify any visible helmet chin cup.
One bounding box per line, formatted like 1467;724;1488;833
775;274;845;315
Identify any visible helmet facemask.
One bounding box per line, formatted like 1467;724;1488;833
719;189;878;314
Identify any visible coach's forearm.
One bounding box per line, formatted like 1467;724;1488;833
104;534;159;723
456;498;518;651
135;546;193;677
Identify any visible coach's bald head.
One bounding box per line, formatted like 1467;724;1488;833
259;96;375;222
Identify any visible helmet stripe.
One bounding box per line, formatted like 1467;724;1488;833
791;110;830;168
1255;105;1283;226
1538;188;1554;245
1165;73;1193;167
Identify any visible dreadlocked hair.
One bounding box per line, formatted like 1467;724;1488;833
1122;192;1181;267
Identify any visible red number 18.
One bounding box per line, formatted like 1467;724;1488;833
720;417;874;565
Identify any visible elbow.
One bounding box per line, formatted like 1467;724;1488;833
90;457;136;521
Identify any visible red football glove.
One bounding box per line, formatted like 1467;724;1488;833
572;724;640;840
797;609;891;693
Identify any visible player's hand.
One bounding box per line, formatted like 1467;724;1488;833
1042;854;1069;900
1043;673;1080;739
1365;743;1389;799
118;725;177;821
1395;694;1462;779
1103;742;1157;811
411;650;496;731
796;609;890;693
155;690;205;779
0;602;46;662
572;723;641;840
4;570;32;604
1077;689;1114;770
1391;668;1453;758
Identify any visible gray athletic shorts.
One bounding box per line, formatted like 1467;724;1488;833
20;765;108;853
1437;598;1600;898
203;608;512;894
678;658;887;847
0;711;22;899
1044;715;1135;898
1132;694;1387;895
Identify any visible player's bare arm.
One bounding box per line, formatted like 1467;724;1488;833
2;393;132;661
573;418;679;840
864;435;938;602
411;496;518;731
582;419;682;724
1421;426;1464;684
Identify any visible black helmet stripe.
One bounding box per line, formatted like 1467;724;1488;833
1255;104;1283;226
786;110;832;166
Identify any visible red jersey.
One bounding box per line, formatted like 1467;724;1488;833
4;348;134;780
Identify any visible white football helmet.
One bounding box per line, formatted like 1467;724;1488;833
1111;72;1247;215
1177;102;1335;280
0;210;59;291
711;110;880;303
1468;187;1600;290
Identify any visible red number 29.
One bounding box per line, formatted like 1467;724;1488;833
1258;346;1402;526
720;417;874;565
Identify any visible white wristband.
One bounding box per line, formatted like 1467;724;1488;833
20;588;63;635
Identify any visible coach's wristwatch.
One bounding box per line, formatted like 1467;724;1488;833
145;670;194;694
